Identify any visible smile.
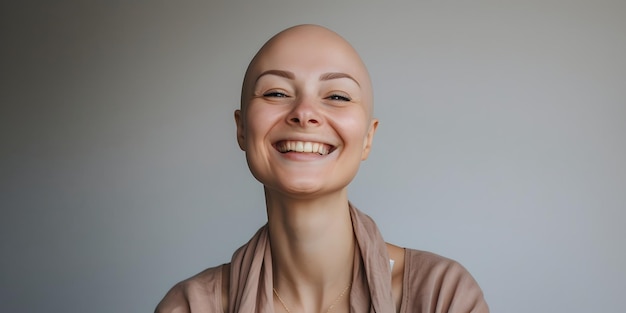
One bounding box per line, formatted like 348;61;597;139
275;140;333;155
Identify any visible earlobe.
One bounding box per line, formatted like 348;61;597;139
234;110;246;151
361;118;379;160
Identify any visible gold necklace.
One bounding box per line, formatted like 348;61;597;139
273;283;352;313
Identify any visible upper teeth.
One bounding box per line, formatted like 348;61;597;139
277;141;330;155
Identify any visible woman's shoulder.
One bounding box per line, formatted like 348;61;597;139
402;248;490;312
154;263;229;313
404;248;462;268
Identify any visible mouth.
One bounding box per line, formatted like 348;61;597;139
274;140;334;155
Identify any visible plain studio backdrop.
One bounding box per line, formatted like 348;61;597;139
1;1;625;312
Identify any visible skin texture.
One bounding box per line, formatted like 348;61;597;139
235;24;377;199
156;24;405;313
236;24;383;313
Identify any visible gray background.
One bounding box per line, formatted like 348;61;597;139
1;1;625;312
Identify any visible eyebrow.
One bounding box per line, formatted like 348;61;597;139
255;70;360;87
255;70;295;83
319;72;361;87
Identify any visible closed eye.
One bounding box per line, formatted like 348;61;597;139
263;91;289;98
326;94;351;101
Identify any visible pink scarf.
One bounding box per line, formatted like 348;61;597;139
227;204;396;313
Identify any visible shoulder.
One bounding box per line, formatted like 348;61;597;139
404;248;469;275
155;263;229;313
403;248;490;313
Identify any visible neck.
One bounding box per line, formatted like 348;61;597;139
265;187;354;312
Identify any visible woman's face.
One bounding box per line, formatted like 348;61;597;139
235;26;377;199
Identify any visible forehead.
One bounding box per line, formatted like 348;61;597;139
249;27;370;82
240;26;374;116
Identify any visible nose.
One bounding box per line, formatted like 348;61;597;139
286;97;321;127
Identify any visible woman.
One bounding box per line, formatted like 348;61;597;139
156;24;489;313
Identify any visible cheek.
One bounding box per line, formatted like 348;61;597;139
244;105;280;140
333;112;370;145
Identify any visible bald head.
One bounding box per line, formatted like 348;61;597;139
240;24;373;117
233;25;379;192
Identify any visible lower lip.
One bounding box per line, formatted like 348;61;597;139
277;151;329;161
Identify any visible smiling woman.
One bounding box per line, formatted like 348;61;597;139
155;24;489;313
236;27;375;198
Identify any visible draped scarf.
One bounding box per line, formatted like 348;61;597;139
227;204;396;313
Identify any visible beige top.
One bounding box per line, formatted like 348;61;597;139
156;206;489;313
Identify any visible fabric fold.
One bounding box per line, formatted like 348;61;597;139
349;205;396;313
228;204;396;313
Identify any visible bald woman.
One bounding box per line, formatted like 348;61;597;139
155;25;489;313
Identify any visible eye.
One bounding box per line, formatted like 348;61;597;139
263;91;289;98
326;94;351;101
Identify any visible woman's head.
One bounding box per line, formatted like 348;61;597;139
235;25;378;198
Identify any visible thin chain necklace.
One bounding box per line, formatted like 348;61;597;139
273;283;352;313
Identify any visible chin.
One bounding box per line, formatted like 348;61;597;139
270;177;354;200
262;181;332;200
279;181;325;196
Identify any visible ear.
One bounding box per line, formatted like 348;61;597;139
234;109;246;151
361;118;378;160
